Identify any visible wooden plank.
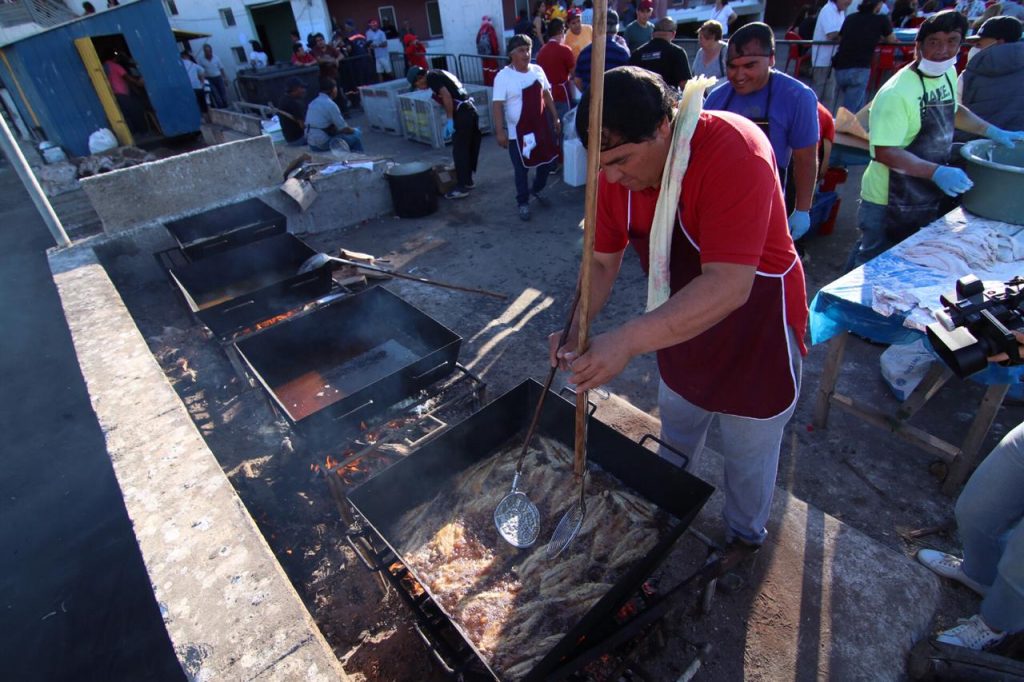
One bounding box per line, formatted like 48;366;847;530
829;392;961;462
73;37;133;147
941;383;1010;495
895;362;952;421
812;332;848;430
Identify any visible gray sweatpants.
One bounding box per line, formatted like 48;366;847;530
657;329;802;545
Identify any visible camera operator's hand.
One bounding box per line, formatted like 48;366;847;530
988;330;1024;364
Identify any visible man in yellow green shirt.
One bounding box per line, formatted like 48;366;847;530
849;10;1024;268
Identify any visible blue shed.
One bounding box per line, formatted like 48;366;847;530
0;0;201;157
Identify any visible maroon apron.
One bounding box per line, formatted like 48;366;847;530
627;193;799;419
515;80;559;168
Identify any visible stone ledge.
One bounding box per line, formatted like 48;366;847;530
48;245;348;682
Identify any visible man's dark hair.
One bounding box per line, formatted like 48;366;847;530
577;66;674;150
857;0;881;13
917;9;968;42
729;22;776;56
320;78;337;93
293;43;305;54
548;18;565;36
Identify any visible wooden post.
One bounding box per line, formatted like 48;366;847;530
574;0;608;478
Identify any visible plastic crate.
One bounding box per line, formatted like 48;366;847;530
358;79;412;135
398;85;493;149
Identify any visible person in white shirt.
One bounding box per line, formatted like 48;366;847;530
812;0;853;108
248;40;268;69
709;0;738;37
492;34;562;222
196;44;227;108
365;19;393;82
180;50;208;122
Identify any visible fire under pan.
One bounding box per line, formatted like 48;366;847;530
346;380;714;681
157;233;334;340
234;286;462;435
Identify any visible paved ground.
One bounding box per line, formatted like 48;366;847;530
0;165;183;681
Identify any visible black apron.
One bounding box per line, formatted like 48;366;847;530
883;69;957;244
723;73;788;190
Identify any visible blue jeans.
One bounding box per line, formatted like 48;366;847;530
846;200;891;271
310;130;364;153
657;328;802;545
834;67;870;114
508;141;552;207
956;421;1024;633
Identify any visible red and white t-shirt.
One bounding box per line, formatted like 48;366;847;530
595;110;809;356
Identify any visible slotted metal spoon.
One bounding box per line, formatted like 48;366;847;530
494;289;581;548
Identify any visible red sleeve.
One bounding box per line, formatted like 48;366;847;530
564;44;576;71
817;102;836;143
686;116;777;267
595;173;630;254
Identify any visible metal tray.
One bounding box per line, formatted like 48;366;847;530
163;197;286;261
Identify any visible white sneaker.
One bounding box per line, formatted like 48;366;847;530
916;549;989;596
936;614;1005;650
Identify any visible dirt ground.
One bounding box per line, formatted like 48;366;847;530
95;112;1023;681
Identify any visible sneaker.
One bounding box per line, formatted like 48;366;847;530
531;192;550;207
463;180;475;189
445;188;469;200
518;204;531;221
916;549;989;596
936;614;1005;650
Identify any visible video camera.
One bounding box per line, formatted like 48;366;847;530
925;275;1024;379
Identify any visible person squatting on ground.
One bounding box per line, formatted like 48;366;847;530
408;66;482;199
849;10;1024;268
550;67;807;574
305;78;364;153
704;22;820;241
492;34;562;221
917;333;1024;651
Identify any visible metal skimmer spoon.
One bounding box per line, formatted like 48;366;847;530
494;289;580;548
545;397;588;559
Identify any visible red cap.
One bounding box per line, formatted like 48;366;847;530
639;0;654;10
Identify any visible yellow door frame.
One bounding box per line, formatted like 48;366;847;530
74;37;133;146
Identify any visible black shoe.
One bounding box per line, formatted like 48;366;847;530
464;179;475;189
709;538;761;578
445;188;469;200
518;204;531;221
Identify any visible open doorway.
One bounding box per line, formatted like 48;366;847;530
79;34;161;146
249;2;299;66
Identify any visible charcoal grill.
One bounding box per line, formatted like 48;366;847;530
157;233;334;339
234;286;461;435
163;197;286;261
346;379;714;681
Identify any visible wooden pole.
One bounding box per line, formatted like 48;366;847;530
574;0;608;477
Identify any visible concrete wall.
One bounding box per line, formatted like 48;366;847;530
438;0;506;58
80;135;282;234
48;239;349;681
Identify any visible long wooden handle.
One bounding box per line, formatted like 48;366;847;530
575;0;608;478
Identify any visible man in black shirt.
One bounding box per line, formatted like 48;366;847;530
832;0;896;112
277;77;309;146
407;66;482;199
628;17;692;89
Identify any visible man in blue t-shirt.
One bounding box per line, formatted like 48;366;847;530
574;9;631;92
705;22;820;240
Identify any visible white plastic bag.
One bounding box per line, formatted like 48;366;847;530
88;128;118;154
880;339;936;402
563;107;577;141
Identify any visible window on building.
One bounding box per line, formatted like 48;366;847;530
425;0;443;37
219;8;236;27
231;46;247;63
164;0;178;15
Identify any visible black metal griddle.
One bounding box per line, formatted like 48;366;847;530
159;233;334;339
163;197;286;261
346;379;715;681
233;286;462;435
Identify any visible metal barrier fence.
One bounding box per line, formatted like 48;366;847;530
457;53;510;86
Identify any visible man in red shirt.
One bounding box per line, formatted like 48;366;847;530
536;18;576;124
551;67;808;575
